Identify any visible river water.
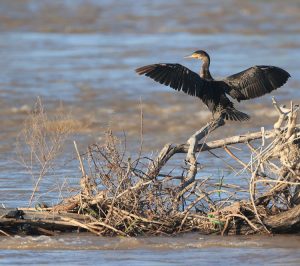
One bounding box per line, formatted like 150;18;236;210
0;0;300;265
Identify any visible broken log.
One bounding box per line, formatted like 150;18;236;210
0;207;92;235
264;205;300;232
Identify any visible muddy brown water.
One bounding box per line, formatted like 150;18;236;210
1;0;300;265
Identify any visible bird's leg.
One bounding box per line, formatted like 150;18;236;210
211;109;222;123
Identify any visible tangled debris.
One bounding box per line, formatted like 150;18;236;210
1;98;300;236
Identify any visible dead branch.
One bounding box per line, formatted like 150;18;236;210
6;98;300;237
184;116;225;189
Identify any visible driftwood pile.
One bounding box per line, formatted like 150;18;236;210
1;98;300;236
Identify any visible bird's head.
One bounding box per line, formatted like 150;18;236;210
184;50;210;61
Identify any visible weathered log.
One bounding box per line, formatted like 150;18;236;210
0;207;91;235
264;205;300;232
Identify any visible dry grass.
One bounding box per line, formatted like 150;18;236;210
16;98;75;205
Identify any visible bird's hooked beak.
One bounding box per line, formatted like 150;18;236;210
184;53;198;59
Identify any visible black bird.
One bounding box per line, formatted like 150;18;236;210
135;50;290;121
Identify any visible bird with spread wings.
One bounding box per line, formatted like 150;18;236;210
135;50;290;121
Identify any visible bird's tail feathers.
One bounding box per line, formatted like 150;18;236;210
222;108;250;122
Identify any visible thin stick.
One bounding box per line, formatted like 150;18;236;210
249;163;270;234
0;229;12;237
254;179;300;186
225;214;259;232
73;141;86;177
223;146;249;169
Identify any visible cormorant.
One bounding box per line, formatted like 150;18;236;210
135;50;290;121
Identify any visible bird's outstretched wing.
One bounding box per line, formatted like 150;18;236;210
135;63;250;121
135;63;209;98
223;66;290;101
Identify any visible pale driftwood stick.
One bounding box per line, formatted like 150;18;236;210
272;97;289;130
286;101;299;141
0;229;12;237
73;140;86;177
272;97;299;134
147;143;179;179
224;146;249;169
249;162;270;234
74;141;95;196
184;117;225;189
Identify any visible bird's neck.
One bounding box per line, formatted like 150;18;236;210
200;58;213;80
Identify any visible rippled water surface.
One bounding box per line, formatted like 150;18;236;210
0;234;300;265
1;0;300;264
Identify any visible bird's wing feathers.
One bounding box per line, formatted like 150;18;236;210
135;63;209;98
135;63;251;121
223;66;290;101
